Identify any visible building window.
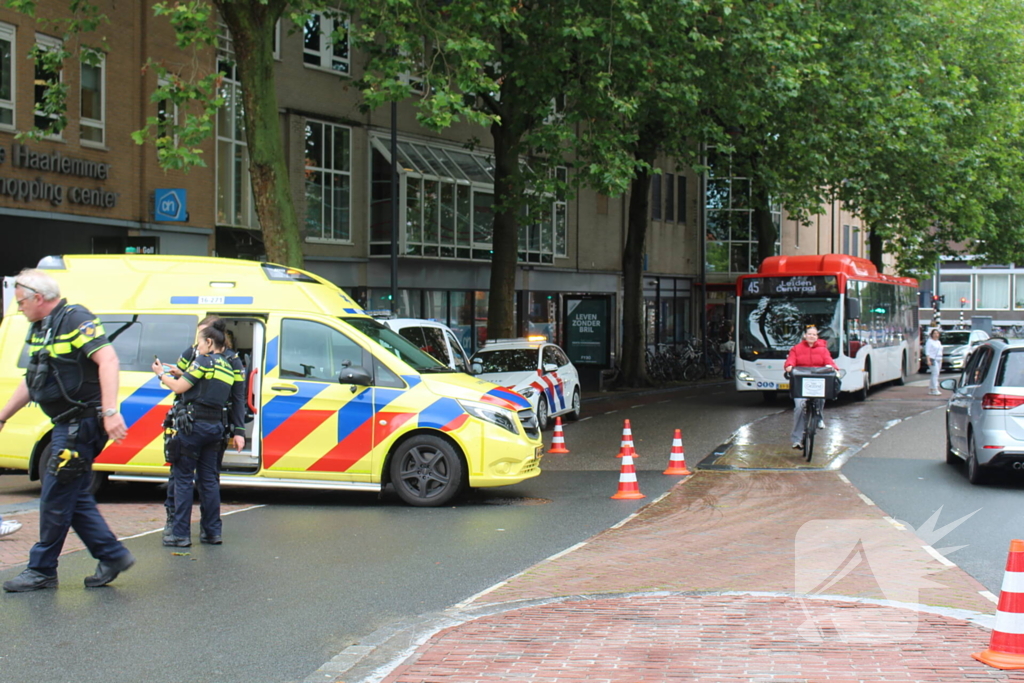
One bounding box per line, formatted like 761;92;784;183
704;147;771;274
80;53;104;145
665;173;675;222
677;175;686;223
303;11;349;74
156;78;178;147
215;20;258;229
0;23;14;128
939;274;971;310
554;166;567;258
651;173;662;220
304;119;351;242
976;273;1010;310
33;34;62;134
1014;274;1024;310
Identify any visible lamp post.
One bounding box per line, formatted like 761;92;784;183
390;100;399;313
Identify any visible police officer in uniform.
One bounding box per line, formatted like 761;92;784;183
0;269;134;592
161;316;245;543
154;324;237;547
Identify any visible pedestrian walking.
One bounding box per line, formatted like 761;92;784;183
0;269;134;592
155;323;240;547
161;316;246;544
925;328;943;395
720;323;735;380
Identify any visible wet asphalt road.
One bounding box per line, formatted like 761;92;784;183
0;377;1013;683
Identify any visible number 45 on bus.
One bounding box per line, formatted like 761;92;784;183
733;254;919;402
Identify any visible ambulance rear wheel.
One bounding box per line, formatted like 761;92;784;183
390;435;465;507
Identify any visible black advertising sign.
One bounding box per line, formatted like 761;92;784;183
565;297;608;365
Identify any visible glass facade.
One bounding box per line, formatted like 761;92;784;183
704;148;780;274
369;135;566;263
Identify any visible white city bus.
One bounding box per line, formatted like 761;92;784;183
734;254;919;400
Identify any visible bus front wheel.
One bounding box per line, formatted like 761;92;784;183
856;365;871;401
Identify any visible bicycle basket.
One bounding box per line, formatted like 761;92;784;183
789;367;840;401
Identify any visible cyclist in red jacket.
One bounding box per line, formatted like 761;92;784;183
784;325;838;449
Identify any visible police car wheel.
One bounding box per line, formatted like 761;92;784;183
390;435;465;507
536;396;549;431
568;388;582;421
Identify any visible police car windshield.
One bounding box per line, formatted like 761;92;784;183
473;349;538;373
342;317;452;372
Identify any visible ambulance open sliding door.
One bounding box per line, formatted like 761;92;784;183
220;317;265;473
259;315;376;481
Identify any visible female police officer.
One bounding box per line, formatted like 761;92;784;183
153;324;237;547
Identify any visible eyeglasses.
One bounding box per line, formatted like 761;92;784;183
15;284;38;308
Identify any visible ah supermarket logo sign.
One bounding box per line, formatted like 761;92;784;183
154;188;188;222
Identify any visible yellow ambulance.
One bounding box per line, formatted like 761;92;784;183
0;255;543;506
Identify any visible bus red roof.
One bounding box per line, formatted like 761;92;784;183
736;254;917;295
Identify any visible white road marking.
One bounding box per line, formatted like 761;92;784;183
981;590;999;604
858;493;876;506
118;504;266;541
923;545;955;567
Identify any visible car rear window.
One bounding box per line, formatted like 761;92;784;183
996;349;1024;387
473;349;537;373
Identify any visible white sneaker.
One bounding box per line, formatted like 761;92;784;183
0;520;22;537
929;390;942;395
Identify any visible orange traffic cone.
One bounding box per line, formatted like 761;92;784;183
617;419;639;458
611;450;645;500
663;429;692;475
974;539;1024;669
548;417;570;454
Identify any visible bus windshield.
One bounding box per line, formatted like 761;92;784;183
739;295;841;361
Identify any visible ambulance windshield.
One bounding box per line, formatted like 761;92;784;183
343;317;452;372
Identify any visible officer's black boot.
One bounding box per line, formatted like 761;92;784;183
162;506;173;541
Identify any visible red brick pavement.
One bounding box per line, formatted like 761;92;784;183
370;470;1011;683
387;595;1019;683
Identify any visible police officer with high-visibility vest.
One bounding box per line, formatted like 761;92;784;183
0;268;134;592
160;316;245;543
153;323;238;547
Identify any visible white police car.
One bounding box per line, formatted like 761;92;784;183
471;338;581;430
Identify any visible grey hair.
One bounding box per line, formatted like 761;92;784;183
15;268;61;301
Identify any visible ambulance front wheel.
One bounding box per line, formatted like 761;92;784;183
389;435;466;507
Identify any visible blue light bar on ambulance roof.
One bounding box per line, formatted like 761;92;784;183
261;263;319;283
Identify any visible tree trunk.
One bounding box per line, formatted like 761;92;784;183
486;120;523;342
621;162;655;387
753;184;777;267
218;1;303;268
869;228;884;270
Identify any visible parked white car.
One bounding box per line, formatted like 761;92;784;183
472;338;581;430
381;318;473;373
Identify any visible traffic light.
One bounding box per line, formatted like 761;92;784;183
960;297;968;306
932;294;941;311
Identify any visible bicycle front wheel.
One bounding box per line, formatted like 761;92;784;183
802;404;816;462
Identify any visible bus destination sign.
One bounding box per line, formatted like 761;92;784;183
742;275;839;297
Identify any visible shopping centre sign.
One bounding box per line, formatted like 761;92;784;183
0;142;118;208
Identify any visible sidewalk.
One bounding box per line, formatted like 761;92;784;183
323;382;1017;683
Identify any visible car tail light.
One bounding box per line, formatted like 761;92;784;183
982;393;1024;410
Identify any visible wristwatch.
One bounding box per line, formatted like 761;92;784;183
99;408;118;418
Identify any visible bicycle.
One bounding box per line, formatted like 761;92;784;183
787;366;845;462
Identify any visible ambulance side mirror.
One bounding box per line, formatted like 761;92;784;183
338;366;372;387
471;362;482;375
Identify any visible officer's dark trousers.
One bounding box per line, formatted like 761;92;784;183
170;421;223;539
29;417;129;576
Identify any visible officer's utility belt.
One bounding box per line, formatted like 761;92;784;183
191;404;226;422
50;402;101;425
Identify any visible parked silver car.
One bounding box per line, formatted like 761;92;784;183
942;339;1024;484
